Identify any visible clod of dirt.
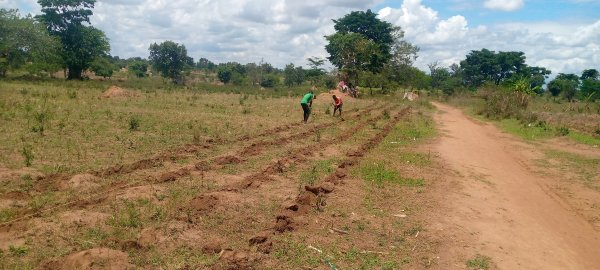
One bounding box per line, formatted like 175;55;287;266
194;161;211;171
137;227;166;248
282;201;299;211
187;194;219;212
218;249;255;270
296;192;317;206
202;240;223;254
325;168;348;184
239;173;273;189
45;248;133;270
249;231;270;245
120;240;141;250
304;182;335;195
337;160;355;169
248;231;273;254
101;86;140;98
157;168;190;182
215;155;242;165
62;174;101;192
274;214;295;233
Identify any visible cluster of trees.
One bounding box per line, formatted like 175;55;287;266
325;10;422;92
0;0;110;79
547;69;600;101
0;1;151;80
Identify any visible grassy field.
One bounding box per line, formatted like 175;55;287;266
0;78;442;269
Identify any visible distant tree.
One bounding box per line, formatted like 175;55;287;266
325;10;399;85
128;60;147;78
581;69;599;80
148;41;188;84
0;9;61;77
294;66;305;85
547;74;579;100
197;57;216;71
284;63;296;87
307;57;325;72
217;66;232;84
580;69;600;101
37;0;110;80
260;74;278;88
90;56;115;78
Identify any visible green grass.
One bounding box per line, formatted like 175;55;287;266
299;159;337;188
466;254;491;269
568;131;600;147
359;162;424;187
496;118;556;141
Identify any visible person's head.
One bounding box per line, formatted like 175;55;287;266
309;90;314;94
332;95;337;101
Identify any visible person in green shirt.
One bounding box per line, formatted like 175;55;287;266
300;91;315;123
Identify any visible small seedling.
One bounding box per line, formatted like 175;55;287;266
21;145;34;167
383;109;390;119
129;117;140;131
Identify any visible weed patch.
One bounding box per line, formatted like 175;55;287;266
359;162;424;187
466;254;491;269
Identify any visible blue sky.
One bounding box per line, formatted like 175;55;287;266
377;0;600;26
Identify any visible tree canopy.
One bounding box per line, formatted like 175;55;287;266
460;49;550;88
37;0;110;79
148;41;189;84
326;10;407;84
0;9;61;77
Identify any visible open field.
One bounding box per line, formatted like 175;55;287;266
2;79;600;269
0;80;445;269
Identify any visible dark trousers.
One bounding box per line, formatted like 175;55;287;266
301;103;311;122
334;104;342;116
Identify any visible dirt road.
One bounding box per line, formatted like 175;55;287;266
432;102;600;269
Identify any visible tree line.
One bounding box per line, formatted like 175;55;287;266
1;4;598;101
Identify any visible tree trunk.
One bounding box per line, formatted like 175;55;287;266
67;67;83;80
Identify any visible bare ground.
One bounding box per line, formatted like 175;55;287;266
431;102;600;269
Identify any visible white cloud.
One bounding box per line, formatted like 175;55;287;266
378;0;600;76
1;0;598;76
483;0;524;12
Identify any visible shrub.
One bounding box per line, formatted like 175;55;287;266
556;126;570;136
129;117;140;131
21;145;34;167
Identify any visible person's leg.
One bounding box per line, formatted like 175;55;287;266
302;104;309;123
339;104;342;116
333;106;338;116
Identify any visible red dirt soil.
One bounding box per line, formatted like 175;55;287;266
432;102;600;269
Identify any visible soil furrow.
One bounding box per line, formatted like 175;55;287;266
0;103;382;227
240;108;410;266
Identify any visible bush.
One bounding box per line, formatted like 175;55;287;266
556;126;570;136
129;117;140;131
478;89;523;119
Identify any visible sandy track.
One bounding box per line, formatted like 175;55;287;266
432;102;600;269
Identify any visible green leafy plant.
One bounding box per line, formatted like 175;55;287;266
129;117;140;131
21;145;34;167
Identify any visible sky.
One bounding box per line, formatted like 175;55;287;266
2;0;599;76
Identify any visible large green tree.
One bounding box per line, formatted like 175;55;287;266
148;41;189;84
0;9;61;77
460;49;551;88
325;9;402;85
580;69;600;101
37;0;110;80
